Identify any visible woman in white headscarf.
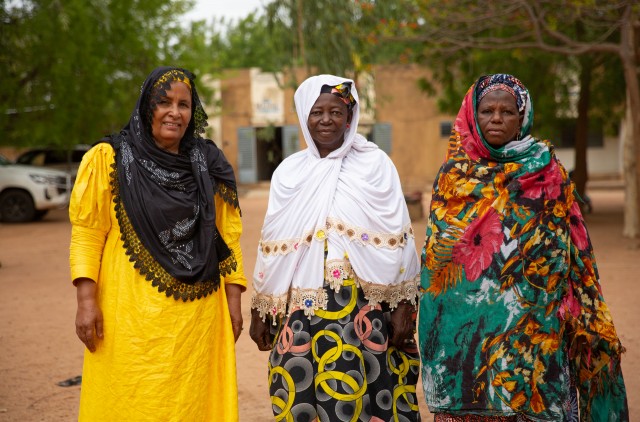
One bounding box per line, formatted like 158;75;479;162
249;74;422;421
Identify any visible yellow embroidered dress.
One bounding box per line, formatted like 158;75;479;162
69;143;246;421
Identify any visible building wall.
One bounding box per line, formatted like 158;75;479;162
282;69;304;149
373;65;454;193
250;68;286;126
218;69;253;176
555;136;622;178
200;76;222;147
211;65;622;186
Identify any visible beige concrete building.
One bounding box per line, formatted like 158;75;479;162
210;65;624;199
1;65;623;203
211;65;456;195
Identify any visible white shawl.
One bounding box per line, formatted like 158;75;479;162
251;74;419;320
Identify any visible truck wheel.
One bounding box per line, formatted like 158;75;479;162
34;210;49;220
0;189;37;222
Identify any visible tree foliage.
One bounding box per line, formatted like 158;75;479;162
1;0;193;148
362;0;638;237
6;0;637;238
259;0;421;87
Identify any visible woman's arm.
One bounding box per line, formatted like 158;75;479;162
69;144;112;352
215;191;247;343
249;308;273;351
225;283;243;342
389;300;416;349
75;278;103;352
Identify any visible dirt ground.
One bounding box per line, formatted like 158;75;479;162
0;186;637;421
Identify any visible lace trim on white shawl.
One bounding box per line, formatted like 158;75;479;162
259;218;415;257
251;258;419;322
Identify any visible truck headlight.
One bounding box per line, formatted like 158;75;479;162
29;174;59;185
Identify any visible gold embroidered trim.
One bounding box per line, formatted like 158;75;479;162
216;182;241;214
357;276;420;309
218;252;237;277
325;258;355;291
259;218;415;257
290;288;329;317
251;287;330;321
258;231;313;256
153;69;191;89
325;217;414;249
110;162;223;301
251;291;289;322
251;258;419;321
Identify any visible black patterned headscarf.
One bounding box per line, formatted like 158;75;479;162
107;66;239;300
319;82;357;110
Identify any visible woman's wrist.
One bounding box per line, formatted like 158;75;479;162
224;283;243;300
394;299;416;310
75;278;97;303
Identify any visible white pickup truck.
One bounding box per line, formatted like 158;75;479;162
0;154;70;222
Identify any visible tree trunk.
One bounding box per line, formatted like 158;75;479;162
573;57;591;212
622;93;637;240
620;10;640;243
296;0;307;71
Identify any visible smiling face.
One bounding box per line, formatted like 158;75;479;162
477;89;523;147
307;93;352;158
151;81;192;154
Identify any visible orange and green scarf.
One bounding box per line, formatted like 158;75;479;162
418;74;628;420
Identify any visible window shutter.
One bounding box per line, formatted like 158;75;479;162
282;125;300;158
237;127;257;184
372;123;392;154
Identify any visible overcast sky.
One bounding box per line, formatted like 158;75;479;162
181;0;267;24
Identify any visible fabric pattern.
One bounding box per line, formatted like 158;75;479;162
69;144;247;421
476;74;529;117
252;74;420;320
253;74;421;421
268;272;421;422
418;75;628;421
320;81;357;110
107;66;239;293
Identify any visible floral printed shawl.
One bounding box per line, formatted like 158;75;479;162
418;76;628;420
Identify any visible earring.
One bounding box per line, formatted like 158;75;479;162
346;123;350;128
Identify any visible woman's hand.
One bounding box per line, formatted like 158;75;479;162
249;308;273;351
75;278;103;353
389;301;416;349
225;284;243;343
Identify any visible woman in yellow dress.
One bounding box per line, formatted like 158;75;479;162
70;67;246;421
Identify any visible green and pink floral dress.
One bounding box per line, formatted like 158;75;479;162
418;75;628;421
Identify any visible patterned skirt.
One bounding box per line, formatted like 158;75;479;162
267;278;421;421
433;414;535;422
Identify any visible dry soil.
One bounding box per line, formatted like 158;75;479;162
0;187;637;421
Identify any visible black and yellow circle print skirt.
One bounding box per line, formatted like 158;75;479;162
267;278;421;422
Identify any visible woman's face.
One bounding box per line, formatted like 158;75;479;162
151;81;192;154
477;89;523;147
307;93;352;158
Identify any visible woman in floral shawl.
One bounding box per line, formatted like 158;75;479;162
418;74;628;421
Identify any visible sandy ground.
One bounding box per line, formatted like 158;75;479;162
0;186;637;421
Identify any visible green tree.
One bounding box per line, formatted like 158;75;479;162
365;0;638;239
263;0;384;87
169;13;287;74
1;0;193;149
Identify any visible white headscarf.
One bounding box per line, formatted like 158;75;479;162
251;74;419;320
